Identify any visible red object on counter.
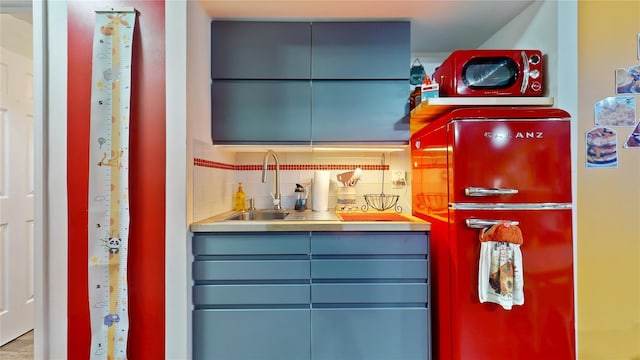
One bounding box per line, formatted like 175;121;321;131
337;212;412;222
411;107;575;359
433;49;544;97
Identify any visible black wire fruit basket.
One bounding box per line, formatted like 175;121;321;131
362;154;402;213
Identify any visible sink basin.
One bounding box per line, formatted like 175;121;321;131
226;210;290;221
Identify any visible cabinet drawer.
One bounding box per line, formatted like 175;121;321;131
194;260;310;281
194;284;310;305
194;309;311;360
311;259;428;279
193;232;309;255
311;308;429;360
312;283;427;304
311;232;428;255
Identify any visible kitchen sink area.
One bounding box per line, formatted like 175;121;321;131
190;208;428;232
225;209;291;221
211;209;342;222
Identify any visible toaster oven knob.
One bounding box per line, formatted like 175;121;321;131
529;69;540;79
529;54;541;64
531;81;542;92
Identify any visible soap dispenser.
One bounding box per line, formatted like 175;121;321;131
294;183;307;211
234;182;245;211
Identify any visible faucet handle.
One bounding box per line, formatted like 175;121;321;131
269;192;282;209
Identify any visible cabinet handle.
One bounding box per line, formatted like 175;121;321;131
466;219;519;229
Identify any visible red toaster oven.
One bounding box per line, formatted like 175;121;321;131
432;49;544;97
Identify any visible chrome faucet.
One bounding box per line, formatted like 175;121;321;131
262;150;282;210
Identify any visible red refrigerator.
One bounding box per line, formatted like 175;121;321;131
411;107;575;359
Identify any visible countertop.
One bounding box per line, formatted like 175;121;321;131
190;209;430;232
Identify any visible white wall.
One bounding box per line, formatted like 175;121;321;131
44;1;69;358
165;0;189;358
479;1;557;97
231;151;411;213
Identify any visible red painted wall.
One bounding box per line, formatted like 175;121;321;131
67;1;166;358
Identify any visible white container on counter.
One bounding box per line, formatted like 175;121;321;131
312;171;330;211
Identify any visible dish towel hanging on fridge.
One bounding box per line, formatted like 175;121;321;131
478;222;524;310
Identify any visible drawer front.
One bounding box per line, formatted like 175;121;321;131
311;259;428;279
311;308;429;360
311;232;427;255
193;232;309;255
194;260;310;281
194;284;310;306
312;283;427;304
194;309;311;360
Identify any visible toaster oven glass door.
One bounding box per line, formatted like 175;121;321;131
462;57;518;89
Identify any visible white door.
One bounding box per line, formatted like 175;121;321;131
0;46;35;346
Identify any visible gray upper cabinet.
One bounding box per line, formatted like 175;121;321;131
211;21;311;79
311;22;410;79
210;20;410;144
311;80;409;143
211;80;312;144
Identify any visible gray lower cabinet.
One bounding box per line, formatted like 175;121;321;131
193;309;310;360
311;232;430;360
192;231;430;360
192;232;311;360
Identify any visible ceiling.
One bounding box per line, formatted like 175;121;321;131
198;0;535;53
0;0;536;53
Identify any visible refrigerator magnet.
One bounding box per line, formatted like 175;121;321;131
616;67;640;94
586;127;618;168
594;96;636;126
623;121;640;148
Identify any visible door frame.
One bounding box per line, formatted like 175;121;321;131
32;0;53;357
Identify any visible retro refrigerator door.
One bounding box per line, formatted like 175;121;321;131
447;208;575;360
411;130;449;220
448;117;571;205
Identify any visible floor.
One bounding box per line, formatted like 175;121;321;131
0;331;34;359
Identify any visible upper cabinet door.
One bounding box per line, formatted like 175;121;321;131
311;22;410;79
311;80;409;143
211;80;312;144
211;21;311;79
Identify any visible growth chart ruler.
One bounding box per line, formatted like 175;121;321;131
87;7;136;360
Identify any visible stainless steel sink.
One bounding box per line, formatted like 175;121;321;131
226;209;290;221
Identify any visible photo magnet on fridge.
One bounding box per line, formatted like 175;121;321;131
586;127;618;168
623;121;640;148
616;67;640;94
594;96;636;126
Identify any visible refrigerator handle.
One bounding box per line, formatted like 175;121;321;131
465;187;518;197
466;219;520;229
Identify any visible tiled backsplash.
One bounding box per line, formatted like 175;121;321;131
192;142;412;221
